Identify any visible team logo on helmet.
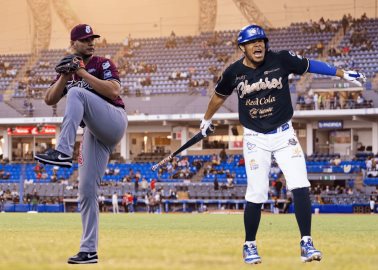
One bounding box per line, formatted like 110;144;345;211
85;25;91;33
248;28;258;36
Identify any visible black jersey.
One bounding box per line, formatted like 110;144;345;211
215;50;309;133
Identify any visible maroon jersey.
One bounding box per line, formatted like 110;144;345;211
53;56;125;109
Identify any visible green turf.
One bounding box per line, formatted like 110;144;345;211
0;213;377;270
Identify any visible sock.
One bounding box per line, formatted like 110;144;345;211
244;202;262;241
301;236;312;242
292;187;312;237
245;241;257;247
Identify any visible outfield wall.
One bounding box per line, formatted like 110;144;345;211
3;202;374;214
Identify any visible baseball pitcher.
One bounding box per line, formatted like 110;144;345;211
34;24;128;264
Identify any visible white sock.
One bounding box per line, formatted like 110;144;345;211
245;241;257;246
301;236;312;242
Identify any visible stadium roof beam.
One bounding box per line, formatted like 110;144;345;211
232;0;273;29
27;0;51;55
51;0;80;32
198;0;217;32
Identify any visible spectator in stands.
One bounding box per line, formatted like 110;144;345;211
184;35;193;44
211;153;220;166
114;166;120;176
199;41;214;58
341;14;349;35
31;191;39;211
333;92;341;109
148;192;156;213
219;147;227;163
304;95;313;110
331;155;341;166
134;177;139;192
214;176;219;190
369;196;376;214
28;102;34;117
127;192;134;213
140;75;151;86
313;92;319;110
226;172;234;188
123;34;132;49
341;45;350;55
127;168;135;181
192;159;203;171
135;170;142;179
144;193;151;213
133;194;138;212
169;189;177;199
98;193;105;212
0;192;5;212
356;94;364;107
345;92;355;109
165;31;177;48
238;157;245;167
274;179;283;199
112;192;119;214
0;169;10;180
122;193;128;213
141;177;148;192
150;178;156;191
207;32;221;46
315;40;325;56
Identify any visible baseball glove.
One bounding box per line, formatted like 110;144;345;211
55;54;85;74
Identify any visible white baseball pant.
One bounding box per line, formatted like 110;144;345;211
243;121;310;203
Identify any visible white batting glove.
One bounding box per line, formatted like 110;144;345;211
343;70;366;87
200;118;212;137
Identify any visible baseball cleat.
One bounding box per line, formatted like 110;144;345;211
67;252;98;264
34;149;72;168
243;243;262;264
300;239;322;262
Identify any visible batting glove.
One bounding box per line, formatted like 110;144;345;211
200;118;213;137
343;70;367;87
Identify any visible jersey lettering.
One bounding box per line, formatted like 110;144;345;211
215;50;308;133
237;77;283;98
245;95;276;106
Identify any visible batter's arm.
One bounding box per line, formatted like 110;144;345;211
203;92;228;120
45;74;72;105
308;60;366;87
76;69;120;100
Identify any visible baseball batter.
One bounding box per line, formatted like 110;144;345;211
200;24;366;264
34;24;127;264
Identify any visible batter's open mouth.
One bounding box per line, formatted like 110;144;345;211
253;49;263;57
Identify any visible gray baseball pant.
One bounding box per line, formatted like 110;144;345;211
56;87;127;252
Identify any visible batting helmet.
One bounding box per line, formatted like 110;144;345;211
237;24;269;45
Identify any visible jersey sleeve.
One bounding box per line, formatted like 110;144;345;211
214;65;234;96
277;50;309;75
99;58;121;84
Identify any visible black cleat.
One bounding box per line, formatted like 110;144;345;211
34;149;72;168
67;252;98;264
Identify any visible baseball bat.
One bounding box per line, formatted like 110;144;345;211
151;124;215;171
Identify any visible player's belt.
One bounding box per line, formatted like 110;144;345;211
264;122;290;134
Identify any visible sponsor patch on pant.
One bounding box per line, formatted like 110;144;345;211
249;159;259;170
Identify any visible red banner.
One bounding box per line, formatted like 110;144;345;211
232;141;243;148
7;125;56;136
